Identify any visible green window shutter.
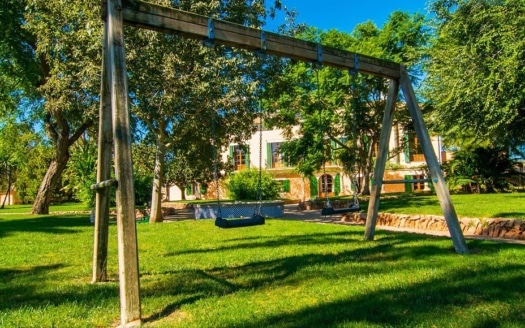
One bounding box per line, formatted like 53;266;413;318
266;143;272;168
185;184;192;195
283;179;290;192
403;133;410;163
229;146;234;166
334;174;341;195
404;175;413;193
245;146;250;169
330;140;336;162
200;183;207;195
309;176;318;197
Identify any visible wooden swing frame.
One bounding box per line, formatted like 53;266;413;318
95;0;469;326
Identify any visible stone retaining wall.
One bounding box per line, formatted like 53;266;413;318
341;212;525;240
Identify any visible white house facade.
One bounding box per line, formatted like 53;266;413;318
166;122;449;202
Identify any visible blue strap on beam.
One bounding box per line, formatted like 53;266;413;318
350;54;359;76
312;44;323;69
255;30;266;57
202;18;216;47
261;30;267;51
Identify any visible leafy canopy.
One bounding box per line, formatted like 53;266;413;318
425;0;525;148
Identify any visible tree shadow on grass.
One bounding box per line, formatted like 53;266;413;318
0;263;120;313
0;264;64;284
228;262;525;327
0;214;96;239
371;195;441;213
143;228;524;326
164;229;368;257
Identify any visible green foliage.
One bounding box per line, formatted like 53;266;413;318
442;145;517;193
134;174;153;206
0;119;52;203
0;0;42;115
265;14;430;194
226;169;280;201
1;0;103;213
61;140;97;207
125;0;286;212
130;143;155;206
425;0;525;147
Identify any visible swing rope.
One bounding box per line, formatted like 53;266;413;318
211;112;222;219
318;59;362;216
314;67;331;208
203;26;264;228
349;65;361;205
254;103;263;217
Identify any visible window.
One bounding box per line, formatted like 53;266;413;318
320;174;333;195
267;142;287;168
413;174;425;191
229;145;249;171
404;130;424;163
275;179;291;192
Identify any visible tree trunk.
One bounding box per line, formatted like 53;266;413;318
1;164;11;209
178;184;187;201
361;166;371;196
31;137;71;214
149;142;166;223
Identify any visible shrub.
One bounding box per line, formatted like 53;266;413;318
443;145;516;193
226;169;280;201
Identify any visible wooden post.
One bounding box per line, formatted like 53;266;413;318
107;0;142;326
399;66;468;254
92;21;113;283
365;79;399;240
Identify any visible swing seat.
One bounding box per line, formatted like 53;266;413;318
215;214;265;228
321;203;361;216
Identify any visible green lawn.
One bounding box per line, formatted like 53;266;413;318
373;192;525;219
0;202;92;214
1;200;524;327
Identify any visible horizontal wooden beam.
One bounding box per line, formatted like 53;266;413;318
121;1;401;79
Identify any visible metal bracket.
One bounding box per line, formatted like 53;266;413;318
202;18;216;47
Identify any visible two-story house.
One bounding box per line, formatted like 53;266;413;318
166;122;448;201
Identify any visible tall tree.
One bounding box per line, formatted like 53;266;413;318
1;0;103;214
424;0;525;148
126;0;285;222
266;12;430;195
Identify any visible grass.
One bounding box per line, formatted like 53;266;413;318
0;202;92;214
1;196;525;328
374;192;525;219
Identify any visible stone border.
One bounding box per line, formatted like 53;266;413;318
341;212;525;240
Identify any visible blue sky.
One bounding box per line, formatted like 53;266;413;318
265;0;431;33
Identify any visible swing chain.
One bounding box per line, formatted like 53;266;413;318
314;65;331;208
211;113;222;219
254;103;263;217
